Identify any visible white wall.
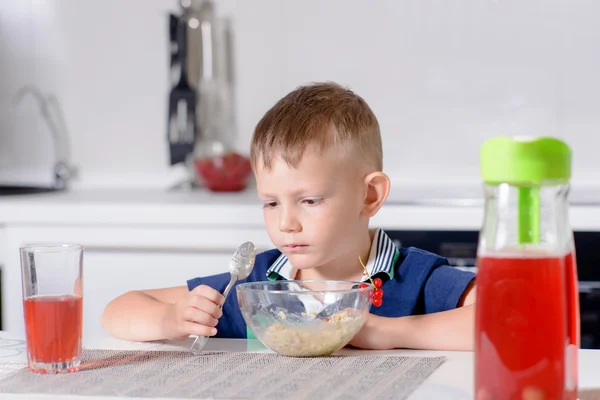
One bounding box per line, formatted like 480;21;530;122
1;0;600;190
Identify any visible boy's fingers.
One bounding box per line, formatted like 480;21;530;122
184;322;217;337
187;295;223;319
190;285;225;306
182;307;219;327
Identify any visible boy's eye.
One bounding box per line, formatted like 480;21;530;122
302;198;322;206
263;201;278;209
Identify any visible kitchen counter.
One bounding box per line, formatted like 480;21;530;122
1;186;600;230
0;331;599;399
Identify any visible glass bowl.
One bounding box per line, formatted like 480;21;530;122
236;280;374;357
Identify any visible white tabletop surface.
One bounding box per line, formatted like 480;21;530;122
0;331;599;400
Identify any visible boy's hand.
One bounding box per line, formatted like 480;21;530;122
348;314;396;350
161;285;225;341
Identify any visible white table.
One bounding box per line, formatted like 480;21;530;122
0;331;599;399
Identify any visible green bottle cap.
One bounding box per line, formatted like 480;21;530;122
480;136;572;185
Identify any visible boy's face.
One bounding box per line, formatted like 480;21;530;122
255;145;369;271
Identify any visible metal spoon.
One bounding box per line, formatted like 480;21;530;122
190;241;256;354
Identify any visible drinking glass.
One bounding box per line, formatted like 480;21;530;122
20;244;83;373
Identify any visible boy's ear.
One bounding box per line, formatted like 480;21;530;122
362;171;390;217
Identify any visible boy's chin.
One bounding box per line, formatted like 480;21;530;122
283;253;321;270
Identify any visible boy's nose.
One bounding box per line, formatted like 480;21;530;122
279;209;301;233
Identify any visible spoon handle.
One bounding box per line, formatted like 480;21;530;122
221;273;237;301
190;273;237;355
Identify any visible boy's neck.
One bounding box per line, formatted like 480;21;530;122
295;228;374;282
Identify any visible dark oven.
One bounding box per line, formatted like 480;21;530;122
385;230;600;350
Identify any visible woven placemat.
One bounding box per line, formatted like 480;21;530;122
0;349;445;399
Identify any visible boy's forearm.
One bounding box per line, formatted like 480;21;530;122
383;305;475;351
101;291;171;342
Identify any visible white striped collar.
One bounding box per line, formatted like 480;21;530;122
266;228;399;281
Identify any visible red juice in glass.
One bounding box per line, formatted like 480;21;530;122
475;253;567;400
20;244;84;374
23;295;83;366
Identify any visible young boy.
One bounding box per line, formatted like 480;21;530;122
102;82;476;351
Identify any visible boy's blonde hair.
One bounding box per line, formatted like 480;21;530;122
250;82;383;171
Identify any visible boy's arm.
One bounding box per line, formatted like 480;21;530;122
388;281;476;351
350;279;477;351
101;285;223;342
372;303;475;351
101;286;185;341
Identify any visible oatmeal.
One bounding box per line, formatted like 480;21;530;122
259;310;365;357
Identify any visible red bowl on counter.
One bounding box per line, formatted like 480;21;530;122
194;152;252;192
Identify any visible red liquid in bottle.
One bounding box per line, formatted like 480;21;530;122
23;295;83;366
564;252;579;399
475;254;567;400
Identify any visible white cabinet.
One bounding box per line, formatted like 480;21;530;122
1;225;273;337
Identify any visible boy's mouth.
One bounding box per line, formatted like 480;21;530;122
284;244;308;251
